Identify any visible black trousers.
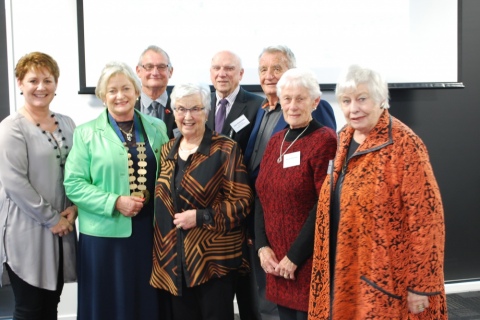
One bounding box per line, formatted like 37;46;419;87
277;305;308;320
235;244;262;320
6;238;64;320
171;271;237;320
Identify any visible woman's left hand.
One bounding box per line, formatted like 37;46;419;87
50;216;73;237
174;209;196;230
275;256;297;280
407;291;429;314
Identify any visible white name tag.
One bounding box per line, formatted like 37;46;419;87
283;151;301;168
230;115;250;133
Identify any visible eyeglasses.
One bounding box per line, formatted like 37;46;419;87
141;64;170;72
173;106;205;116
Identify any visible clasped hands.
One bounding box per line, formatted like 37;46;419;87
259;247;297;280
50;205;77;237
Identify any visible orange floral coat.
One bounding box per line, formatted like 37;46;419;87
308;110;447;319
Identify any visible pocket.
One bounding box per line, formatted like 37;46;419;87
359;275;403;319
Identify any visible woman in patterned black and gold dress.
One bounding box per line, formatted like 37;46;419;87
150;82;253;320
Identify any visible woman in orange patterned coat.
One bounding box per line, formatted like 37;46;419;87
308;65;447;319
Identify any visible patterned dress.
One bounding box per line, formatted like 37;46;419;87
256;121;337;312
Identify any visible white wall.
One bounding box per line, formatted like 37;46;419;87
4;1;346;318
6;0;103;126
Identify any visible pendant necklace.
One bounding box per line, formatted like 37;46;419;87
277;124;310;163
118;122;134;141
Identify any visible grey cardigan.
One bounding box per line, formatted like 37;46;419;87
0;112;77;290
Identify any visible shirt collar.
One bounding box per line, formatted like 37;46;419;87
261;99;281;112
141;90;168;109
215;85;240;107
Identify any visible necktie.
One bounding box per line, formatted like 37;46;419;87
215;99;228;133
150;101;160;118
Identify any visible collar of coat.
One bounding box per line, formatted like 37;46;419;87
339;109;394;157
166;125;213;160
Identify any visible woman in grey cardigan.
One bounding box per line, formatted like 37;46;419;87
0;52;77;320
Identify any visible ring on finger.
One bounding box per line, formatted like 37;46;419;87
418;304;425;312
176;224;182;229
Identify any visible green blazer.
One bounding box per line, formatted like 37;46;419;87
64;109;168;237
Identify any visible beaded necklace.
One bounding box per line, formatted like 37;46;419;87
24;108;69;167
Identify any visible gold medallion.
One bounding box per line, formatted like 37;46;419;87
124;141;150;206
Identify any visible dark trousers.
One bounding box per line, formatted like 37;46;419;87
171;271;237;320
251;242;280;320
6;239;64;320
236;244;262;320
277;305;308;320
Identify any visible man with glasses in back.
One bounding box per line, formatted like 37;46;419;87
136;45;178;138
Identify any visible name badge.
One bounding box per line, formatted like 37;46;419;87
283;151;300;168
230;115;250;133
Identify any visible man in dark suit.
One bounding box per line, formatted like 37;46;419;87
244;45;337;320
135;45;178;138
207;50;263;153
207;50;263;320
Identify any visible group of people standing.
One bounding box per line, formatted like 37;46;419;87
0;45;447;320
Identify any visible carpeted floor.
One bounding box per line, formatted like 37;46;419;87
447;291;480;320
2;287;480;319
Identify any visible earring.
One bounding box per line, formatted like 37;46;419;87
20;92;23;95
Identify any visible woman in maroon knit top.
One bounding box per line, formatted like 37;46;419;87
255;68;337;320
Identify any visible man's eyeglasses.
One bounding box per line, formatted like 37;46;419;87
141;64;170;72
173;107;205;116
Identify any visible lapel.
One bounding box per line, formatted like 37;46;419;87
95;110;124;148
244;106;266;163
272;109;288;135
208;93;217;129
163;96;176;138
134;97;141;111
137;110;157;150
222;88;247;135
136;95;176;139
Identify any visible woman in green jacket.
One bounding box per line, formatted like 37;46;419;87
64;61;170;320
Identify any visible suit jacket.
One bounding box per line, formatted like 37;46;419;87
207;87;263;153
244;99;336;184
64;109;168;238
135;95;177;139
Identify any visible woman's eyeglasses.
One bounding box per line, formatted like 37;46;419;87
173;107;205;116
